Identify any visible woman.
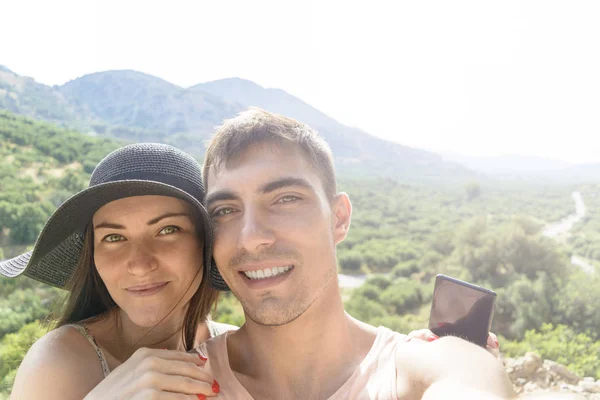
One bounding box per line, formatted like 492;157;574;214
1;143;232;399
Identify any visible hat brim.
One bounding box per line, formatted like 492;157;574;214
0;180;229;290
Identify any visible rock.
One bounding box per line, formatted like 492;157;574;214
507;352;544;380
580;379;600;393
544;359;582;385
524;382;539;392
504;353;592;398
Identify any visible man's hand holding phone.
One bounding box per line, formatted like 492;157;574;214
406;328;501;358
414;274;500;357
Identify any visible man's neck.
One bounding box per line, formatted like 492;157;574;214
227;286;378;399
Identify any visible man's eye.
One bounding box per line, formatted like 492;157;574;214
213;207;235;217
103;234;124;243
278;195;300;203
159;226;180;235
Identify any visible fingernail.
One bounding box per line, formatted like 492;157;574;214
493;337;499;348
428;334;439;342
198;354;208;361
212;379;220;393
404;336;412;342
198;395;206;400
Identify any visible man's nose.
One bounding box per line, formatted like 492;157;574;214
238;208;276;252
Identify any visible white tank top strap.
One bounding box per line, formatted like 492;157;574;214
205;316;221;338
67;323;111;378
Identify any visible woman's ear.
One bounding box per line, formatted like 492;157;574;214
332;192;352;245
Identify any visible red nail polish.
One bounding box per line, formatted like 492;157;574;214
212;379;220;393
428;334;439;342
198;354;208;361
198;395;206;400
493;337;499;348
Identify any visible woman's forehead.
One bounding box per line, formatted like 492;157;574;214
93;195;194;222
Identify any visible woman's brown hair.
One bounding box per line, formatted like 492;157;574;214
55;219;218;351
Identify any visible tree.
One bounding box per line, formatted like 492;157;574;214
7;203;50;244
465;182;481;201
0;321;47;397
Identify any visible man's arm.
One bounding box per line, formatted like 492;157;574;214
395;336;515;399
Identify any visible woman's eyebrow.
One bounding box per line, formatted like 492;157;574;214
94;212;190;230
147;212;191;225
94;222;125;230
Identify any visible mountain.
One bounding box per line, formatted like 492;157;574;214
0;65;89;128
441;153;572;175
442;152;600;183
195;78;477;180
57;70;243;141
0;66;477;182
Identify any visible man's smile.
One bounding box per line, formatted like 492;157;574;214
242;265;293;280
236;263;296;289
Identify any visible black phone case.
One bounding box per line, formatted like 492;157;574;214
428;274;496;347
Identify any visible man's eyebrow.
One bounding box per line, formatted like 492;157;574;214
205;178;313;207
259;177;314;194
93;212;190;230
205;190;240;208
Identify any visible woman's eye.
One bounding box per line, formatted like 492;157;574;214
159;226;180;235
103;234;124;243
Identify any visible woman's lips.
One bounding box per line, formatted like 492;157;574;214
126;282;169;296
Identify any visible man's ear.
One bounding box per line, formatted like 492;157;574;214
332;192;352;245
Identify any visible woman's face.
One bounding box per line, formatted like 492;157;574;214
92;195;204;327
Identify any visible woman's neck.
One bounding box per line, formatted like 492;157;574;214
86;309;211;362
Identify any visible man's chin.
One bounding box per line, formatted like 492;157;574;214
242;301;308;327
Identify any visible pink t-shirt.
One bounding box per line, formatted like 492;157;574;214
195;326;406;399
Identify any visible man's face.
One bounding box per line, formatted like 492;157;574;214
206;143;351;326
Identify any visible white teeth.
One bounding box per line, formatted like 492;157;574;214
243;265;292;280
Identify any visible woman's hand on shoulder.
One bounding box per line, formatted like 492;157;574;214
84;347;219;400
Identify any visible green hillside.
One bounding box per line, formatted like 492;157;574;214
1;113;600;395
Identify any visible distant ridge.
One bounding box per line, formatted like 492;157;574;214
0;66;477;182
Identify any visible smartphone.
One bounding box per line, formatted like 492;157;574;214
428;274;496;347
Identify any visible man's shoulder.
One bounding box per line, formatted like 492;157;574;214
199;328;230;357
211;321;239;335
355;319;407;344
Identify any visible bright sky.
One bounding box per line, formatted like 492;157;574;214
2;0;600;163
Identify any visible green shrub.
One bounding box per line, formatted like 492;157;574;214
502;324;600;379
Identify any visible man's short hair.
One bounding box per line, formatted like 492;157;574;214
203;108;337;200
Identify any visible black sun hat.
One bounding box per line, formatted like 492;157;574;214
0;143;229;291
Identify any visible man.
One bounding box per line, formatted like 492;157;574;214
198;108;519;399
